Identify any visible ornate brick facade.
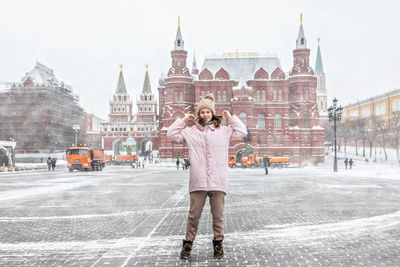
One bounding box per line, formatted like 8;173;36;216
157;18;325;165
101;66;158;158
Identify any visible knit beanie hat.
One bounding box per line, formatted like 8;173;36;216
197;94;216;115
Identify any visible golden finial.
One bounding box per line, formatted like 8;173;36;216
300;13;303;25
145;63;149;70
178;15;180;27
119;64;123;70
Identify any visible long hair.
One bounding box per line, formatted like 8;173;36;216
197;114;223;128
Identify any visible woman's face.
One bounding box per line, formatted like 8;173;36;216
199;109;213;122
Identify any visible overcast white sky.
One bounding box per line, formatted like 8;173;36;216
0;0;399;120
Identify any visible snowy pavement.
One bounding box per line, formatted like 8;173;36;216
0;163;400;266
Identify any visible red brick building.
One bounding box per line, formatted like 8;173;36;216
101;65;158;158
157;18;325;165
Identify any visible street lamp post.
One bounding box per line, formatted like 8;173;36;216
328;98;343;172
72;124;80;147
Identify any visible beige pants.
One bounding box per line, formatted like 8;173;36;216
185;190;226;241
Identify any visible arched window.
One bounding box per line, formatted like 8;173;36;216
176;115;182;120
174;92;178;103
179;92;183;103
393;99;400;112
256;91;260;102
301;38;304;45
201;91;205;99
262;90;266;101
217;91;221;102
305;90;309;101
273;90;277;101
257;114;265;129
223;91;227;102
302;114;310;128
279;90;283;101
274;114;282;129
239;113;247;126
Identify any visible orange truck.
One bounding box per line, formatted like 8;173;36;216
228;155;238;168
113;154;139;165
241;154;264;168
104;154;112;165
269;157;290;168
66;147;105;172
228;154;263;168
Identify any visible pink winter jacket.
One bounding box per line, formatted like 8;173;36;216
167;116;247;194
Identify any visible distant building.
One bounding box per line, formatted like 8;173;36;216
343;89;400;124
101;65;159;157
0;61;86;153
315;39;328;126
86;113;105;149
157;15;325;165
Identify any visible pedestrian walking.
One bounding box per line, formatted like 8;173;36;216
344;158;348;169
185;158;190;169
167;94;247;259
47;157;52;171
51;158;57;171
181;158;186;170
349;158;353;169
263;155;269;175
176;158;180;170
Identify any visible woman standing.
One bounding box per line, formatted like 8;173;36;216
167;94;247;259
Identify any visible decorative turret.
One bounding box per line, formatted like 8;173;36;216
289;13;313;76
315;38;324;75
315;38;328;113
142;64;152;94
174;16;184;50
168;16;190;77
115;64;127;94
192;50;199;75
296;13;307;49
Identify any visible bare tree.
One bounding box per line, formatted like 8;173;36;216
376;120;389;161
366;115;378;159
337;120;352;157
354;118;367;157
391;111;400;162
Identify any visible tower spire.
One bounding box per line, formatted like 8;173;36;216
142;64;152;94
315;38;324;74
115;65;127;94
174;15;184;50
296;13;307;49
192;50;199;75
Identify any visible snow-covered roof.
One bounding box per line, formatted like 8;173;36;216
19;61;72;90
201;57;282;81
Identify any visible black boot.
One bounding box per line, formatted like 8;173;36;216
213;239;224;259
180;239;193;259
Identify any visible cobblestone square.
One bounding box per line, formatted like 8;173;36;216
0;163;400;266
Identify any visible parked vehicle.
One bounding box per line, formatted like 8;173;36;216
104;154;112;165
269;157;290;168
66;146;105;172
112;154;139;166
242;154;263;168
228;155;237;168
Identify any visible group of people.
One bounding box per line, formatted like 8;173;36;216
344;158;354;169
46;157;57;171
176;158;190;170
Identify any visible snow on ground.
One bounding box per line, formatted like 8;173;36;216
0;159;399;266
